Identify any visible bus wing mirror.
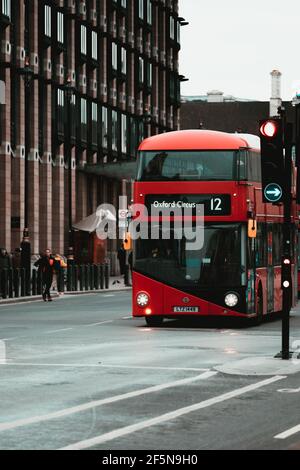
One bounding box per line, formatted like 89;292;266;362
248;219;257;238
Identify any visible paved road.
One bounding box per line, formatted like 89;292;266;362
0;292;300;450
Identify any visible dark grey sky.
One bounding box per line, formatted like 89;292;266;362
179;0;299;101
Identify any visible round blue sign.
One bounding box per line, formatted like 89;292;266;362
264;183;283;202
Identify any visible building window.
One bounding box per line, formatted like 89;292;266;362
170;17;175;40
147;62;152;88
81;25;87;55
121;114;127;154
81;98;87;142
91;31;98;60
92;102;98;146
44;5;51;37
57;88;65;136
138;57;144;84
102;107;108;149
146;0;152;25
112;110;118;152
121;47;126;75
138;0;144;20
57;12;64;44
112;42;118;70
177;20;180;44
2;0;11;18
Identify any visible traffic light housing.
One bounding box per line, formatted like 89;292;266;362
259;118;285;203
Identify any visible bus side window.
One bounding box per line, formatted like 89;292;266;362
248;151;261;182
255;223;267;267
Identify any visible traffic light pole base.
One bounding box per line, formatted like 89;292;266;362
274;351;300;360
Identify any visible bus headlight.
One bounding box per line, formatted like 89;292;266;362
224;292;239;307
136;292;150;307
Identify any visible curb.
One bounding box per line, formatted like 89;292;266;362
0;287;132;306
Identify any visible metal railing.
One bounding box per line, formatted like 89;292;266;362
0;263;110;300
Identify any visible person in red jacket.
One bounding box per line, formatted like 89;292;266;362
34;249;55;301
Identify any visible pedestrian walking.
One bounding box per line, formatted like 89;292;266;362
117;243;126;275
34;249;55;301
51;254;67;295
11;248;22;269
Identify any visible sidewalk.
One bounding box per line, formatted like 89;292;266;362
0;276;132;306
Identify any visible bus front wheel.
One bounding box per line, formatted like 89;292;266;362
145;316;164;327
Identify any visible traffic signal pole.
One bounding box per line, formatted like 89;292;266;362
259;109;293;360
280;114;293;360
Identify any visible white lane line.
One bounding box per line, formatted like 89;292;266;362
102;295;115;298
45;328;74;334
0;370;216;433
60;375;285;450
0;363;209;372
85;320;113;327
274;424;300;440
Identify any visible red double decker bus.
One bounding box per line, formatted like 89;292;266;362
132;130;298;326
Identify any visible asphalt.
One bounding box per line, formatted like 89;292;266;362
0;292;300;450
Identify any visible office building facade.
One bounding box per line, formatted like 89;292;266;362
0;0;182;265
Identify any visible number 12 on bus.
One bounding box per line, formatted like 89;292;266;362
131;130;298;327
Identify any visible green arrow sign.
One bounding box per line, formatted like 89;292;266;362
264;183;283;202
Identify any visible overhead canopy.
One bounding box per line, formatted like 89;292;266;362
84;160;137;180
73;209;116;233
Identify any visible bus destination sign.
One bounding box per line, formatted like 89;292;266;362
145;194;231;216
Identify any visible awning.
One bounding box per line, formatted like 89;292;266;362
84;160;137;180
73;209;116;233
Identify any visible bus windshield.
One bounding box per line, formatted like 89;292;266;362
134;224;245;288
136;150;242;181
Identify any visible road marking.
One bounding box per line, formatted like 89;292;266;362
0;363;210;372
59;375;285;450
0;370;216;433
85;320;113;327
274;424;300;440
45;328;73;334
277;387;300;393
102;294;115;298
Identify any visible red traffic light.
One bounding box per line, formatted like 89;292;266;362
259;120;278;138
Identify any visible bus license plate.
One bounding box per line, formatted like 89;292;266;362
173;306;199;313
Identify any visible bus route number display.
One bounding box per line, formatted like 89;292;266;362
145;194;231;216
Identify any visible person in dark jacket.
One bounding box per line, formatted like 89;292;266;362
117;243;126;275
34;249;55;301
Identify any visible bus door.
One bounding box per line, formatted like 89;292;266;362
267;225;274;312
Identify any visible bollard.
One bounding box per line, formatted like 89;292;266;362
100;265;104;290
58;269;65;294
8;268;13;298
37;270;42;295
20;268;26;297
73;265;78;291
85;265;89;291
1;269;8;299
104;263;109;289
79;265;84;291
90;265;95;290
13;268;20;298
94;264;99;290
67;266;72;292
32;269;37;296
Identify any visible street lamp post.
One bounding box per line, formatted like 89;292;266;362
20;57;35;294
64;77;76;263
